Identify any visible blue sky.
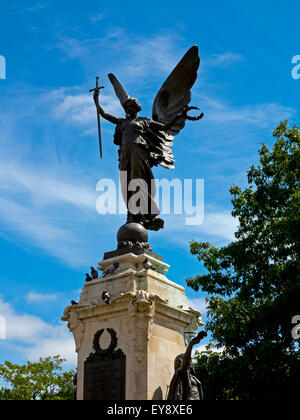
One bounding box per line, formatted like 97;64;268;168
0;0;299;368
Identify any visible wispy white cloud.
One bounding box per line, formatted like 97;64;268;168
192;344;225;355
190;93;296;164
188;297;208;318
192;87;295;129
0;296;76;365
202;97;295;127
24;335;76;364
0;297;48;343
90;12;106;24
0;128;103;266
21;2;49;13
193;211;238;242
206;52;243;68
26;292;59;304
50;90;122;127
121;35;180;78
56;31;183;84
0;158;97;209
55;31;242;88
0;147;102;266
0;196;72;243
160;210;238;250
0;196;84;265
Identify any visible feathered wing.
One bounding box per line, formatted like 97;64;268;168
148;46;200;169
143;124;175;169
152;45;200;134
108;73;130;107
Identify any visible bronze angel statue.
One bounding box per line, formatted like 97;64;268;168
93;45;203;232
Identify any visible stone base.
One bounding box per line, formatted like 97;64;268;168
103;247;162;261
62;251;203;400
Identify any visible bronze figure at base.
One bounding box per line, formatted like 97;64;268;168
167;331;207;400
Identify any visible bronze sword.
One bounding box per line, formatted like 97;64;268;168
89;77;104;159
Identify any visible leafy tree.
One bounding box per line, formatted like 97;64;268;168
188;122;300;399
0;356;75;400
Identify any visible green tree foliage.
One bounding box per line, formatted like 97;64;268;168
0;356;75;400
188;122;300;399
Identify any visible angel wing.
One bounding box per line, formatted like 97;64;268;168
108;73;130;107
147;46;200;170
152;45;200;135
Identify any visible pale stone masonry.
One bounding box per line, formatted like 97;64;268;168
62;252;203;400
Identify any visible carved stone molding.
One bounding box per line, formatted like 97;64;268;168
62;308;85;353
112;290;154;364
131;291;155;363
132;290;154;315
183;307;203;345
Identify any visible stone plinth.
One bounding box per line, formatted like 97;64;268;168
62;252;203;400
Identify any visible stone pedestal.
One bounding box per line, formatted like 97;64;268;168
62;251;203;400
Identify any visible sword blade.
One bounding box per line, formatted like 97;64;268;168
95;77;103;159
97;110;102;159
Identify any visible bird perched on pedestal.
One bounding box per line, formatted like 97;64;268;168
102;290;111;304
91;266;99;279
71;300;78;306
85;273;93;282
142;258;156;271
102;261;120;278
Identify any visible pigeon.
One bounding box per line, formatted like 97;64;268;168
71;300;78;306
85;273;93;282
142;258;156;271
102;261;120;278
90;266;99;279
102;290;111;305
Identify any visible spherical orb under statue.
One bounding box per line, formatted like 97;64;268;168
117;222;148;244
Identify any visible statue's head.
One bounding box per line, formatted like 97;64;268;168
174;354;185;370
174;353;195;374
124;98;142;117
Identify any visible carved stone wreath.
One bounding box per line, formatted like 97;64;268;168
93;328;118;354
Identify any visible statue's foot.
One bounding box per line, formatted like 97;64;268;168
144;217;164;231
126;213;144;224
125;213;164;231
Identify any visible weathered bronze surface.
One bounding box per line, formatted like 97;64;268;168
84;329;126;400
167;331;207;400
92;45;203;238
